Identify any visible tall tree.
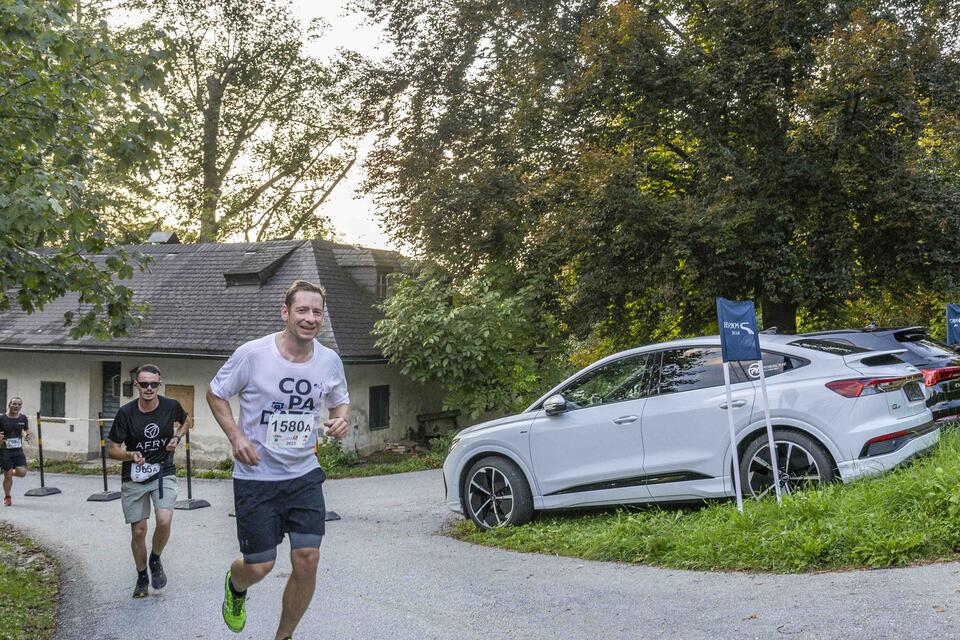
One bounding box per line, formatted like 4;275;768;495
0;0;166;337
137;0;358;242
354;0;960;343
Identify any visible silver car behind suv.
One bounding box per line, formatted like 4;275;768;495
443;333;937;529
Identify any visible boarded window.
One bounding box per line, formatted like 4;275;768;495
40;381;66;418
369;385;390;430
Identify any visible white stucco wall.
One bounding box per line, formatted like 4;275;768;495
0;351;447;463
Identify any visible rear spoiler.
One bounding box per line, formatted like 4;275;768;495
842;349;907;366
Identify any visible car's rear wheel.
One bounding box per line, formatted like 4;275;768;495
462;456;534;530
740;430;834;499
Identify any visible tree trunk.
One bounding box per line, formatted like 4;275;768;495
761;299;797;334
199;74;224;242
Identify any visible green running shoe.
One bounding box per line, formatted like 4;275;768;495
222;570;247;633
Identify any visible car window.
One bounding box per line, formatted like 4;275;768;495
899;336;960;360
655;348;749;394
788;339;869;355
743;351;809;380
560;353;654;410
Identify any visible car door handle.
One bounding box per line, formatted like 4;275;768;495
613;415;639;425
718;399;747;410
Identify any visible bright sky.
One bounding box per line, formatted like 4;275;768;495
291;0;396;250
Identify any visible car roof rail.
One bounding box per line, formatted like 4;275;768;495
759;326;778;334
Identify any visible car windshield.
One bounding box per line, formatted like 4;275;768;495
787;339;870;355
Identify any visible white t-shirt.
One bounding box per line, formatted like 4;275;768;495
210;333;350;481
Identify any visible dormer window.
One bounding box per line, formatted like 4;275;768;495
376;269;392;300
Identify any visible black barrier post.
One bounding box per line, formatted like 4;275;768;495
25;412;61;497
175;428;210;510
87;413;120;502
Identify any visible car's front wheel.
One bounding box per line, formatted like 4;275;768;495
462;456;534;530
740;430;834;499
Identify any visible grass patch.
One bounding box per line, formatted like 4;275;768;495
0;523;58;640
451;428;960;573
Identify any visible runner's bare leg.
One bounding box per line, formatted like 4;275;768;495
131;520;149;571
275;547;319;640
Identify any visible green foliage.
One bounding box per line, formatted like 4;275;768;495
315;436;356;470
374;269;564;416
0;0;166;337
0;523;58;640
453;424;960;573
355;0;960;344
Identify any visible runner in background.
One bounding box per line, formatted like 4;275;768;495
208;280;350;640
107;364;188;598
1;397;31;506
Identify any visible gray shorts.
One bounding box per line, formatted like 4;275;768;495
121;475;177;524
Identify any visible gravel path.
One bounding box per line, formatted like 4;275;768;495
1;470;959;639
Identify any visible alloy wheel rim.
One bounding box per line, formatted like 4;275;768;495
467;466;515;528
746;440;823;499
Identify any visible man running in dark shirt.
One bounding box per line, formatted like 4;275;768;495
107;364;188;598
0;397;31;506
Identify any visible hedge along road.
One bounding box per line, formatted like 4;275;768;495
2;471;960;640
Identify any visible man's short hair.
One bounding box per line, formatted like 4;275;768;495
8;397;21;404
133;364;162;381
284;280;326;308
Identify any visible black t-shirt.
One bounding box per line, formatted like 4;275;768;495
108;396;188;482
0;414;28;450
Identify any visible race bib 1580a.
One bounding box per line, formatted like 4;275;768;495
266;412;317;449
131;462;161;483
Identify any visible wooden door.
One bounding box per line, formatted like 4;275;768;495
165;385;195;428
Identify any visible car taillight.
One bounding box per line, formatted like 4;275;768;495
825;374;921;398
920;366;960;387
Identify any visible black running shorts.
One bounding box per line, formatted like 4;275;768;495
1;450;27;471
233;467;326;555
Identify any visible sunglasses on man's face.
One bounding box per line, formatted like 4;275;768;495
136;381;162;389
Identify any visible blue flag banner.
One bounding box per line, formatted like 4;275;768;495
948;304;960;346
717;297;762;362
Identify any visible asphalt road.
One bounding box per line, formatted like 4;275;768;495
2;470;960;639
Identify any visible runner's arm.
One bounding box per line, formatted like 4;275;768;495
107;440;142;464
206;388;259;466
323;403;350;439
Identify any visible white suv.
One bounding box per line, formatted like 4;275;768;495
443;334;937;529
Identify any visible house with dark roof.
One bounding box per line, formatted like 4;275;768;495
0;238;450;463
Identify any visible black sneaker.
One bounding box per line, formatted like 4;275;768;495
149;557;167;590
133;574;149;598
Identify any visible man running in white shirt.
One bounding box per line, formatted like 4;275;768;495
208;280;350;640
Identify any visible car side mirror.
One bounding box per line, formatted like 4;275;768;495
544;394;568;416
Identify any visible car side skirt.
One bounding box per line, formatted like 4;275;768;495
544;471;712;496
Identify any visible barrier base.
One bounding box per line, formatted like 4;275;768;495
87;491;121;502
25;487;61;497
175;498;210;510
